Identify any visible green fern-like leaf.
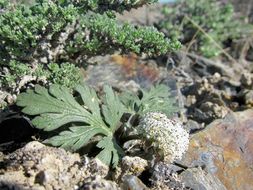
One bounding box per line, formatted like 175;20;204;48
17;83;125;167
96;136;124;168
102;85;125;132
120;84;178;116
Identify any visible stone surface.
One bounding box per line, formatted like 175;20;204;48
180;168;227;190
0;141;109;190
85;54;161;90
121;156;148;177
121;175;149;190
181;75;235;124
150;162;186;190
240;73;253;88
80;176;120;190
182;109;253;190
244;90;253;106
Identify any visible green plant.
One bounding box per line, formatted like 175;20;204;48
0;0;180;98
17;83;178;167
0;61;81;92
157;0;249;57
120;84;178;115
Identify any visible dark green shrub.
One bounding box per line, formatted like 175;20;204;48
0;0;180;108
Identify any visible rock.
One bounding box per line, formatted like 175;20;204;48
113;156;148;183
190;152;217;174
0;91;9;109
246;46;253;61
0;151;3;161
185;95;197;107
80;176;120;190
182;75;236;124
121;175;148;190
185;119;204;133
86;158;109;178
244;90;253;106
85;54;168;91
0;181;28;190
121;156;148;177
180;168;227;190
0;141;109;190
123;139;143;154
230;0;253;23
199;101;228;119
181;110;253;190
150;162;186;190
240;73;253;88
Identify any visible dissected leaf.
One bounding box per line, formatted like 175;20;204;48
75;84;100;116
96;136;124;168
120;84;178;116
17;84;93;131
140;84;179;115
120;91;140;113
102;85;125;132
17;83;126;167
45;125;106;151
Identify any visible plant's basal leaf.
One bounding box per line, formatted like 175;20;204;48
17;83;126;166
102;85;125;132
96;136;124;168
75;84;100;116
120;84;178;116
45;125;106;151
17;84;94;131
75;84;107;128
120;91;140;113
17;86;62;115
32;113;94;131
141;84;169;102
140;84;178;115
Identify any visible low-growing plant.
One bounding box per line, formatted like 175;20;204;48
1;61;81;92
17;83;182;167
0;0;180;100
157;0;250;58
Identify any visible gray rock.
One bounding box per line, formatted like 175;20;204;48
186;119;204;133
244;90;253;106
150;162;186;190
80;176;120;190
190;152;217;174
240;73;253;88
180;168;227;190
121;175;148;190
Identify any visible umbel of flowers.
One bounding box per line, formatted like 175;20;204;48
137;112;189;163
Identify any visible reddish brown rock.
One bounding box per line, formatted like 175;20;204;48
182;109;253;190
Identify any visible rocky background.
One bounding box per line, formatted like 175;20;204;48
230;0;253;22
1;2;253;190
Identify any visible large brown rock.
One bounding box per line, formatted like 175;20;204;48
182;109;253;190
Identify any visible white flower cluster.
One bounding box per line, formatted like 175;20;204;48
137;112;189;163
